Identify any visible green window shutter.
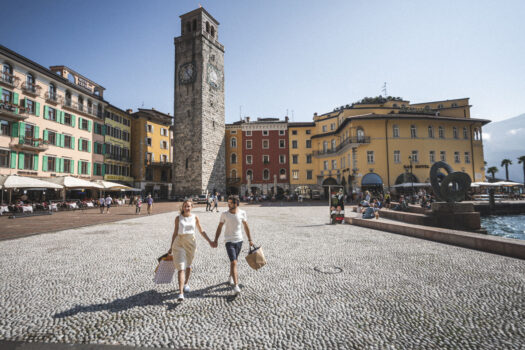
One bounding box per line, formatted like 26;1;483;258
42;156;48;171
60;158;65;173
61;134;65;147
102;124;106;136
43;130;48;141
102;143;106;154
71;136;75;150
78;160;82;174
13;93;19;113
88;120;92;132
11;122;19;137
78;139;82;151
18;153;24;170
19;122;26;141
34;126;39;139
87;141;91;153
70;159;74;174
78;117;83;129
55;158;60;173
71;114;76;127
94;142;99;154
60;110;64;124
33;155;38;171
35;102;40;117
44;105;49;120
10;152;17;168
87;162;91;175
22;98;27;108
102;163;106;176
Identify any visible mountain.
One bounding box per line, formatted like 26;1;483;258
482;113;525;183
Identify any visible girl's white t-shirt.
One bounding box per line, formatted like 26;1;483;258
219;209;247;243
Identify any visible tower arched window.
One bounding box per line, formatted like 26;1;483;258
231;153;237;164
230;137;237;148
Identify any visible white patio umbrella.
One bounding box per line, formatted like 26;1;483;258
471;182;501;187
0;174;63;204
493;181;523;187
391;182;431;188
44;176;104;189
93;180;133;190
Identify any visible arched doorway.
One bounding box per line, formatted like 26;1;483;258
361;173;383;195
395;173;419;185
322;177;338;199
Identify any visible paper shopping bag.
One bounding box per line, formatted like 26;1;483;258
245;245;267;270
154;255;175;284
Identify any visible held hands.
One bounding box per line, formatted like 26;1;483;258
210;240;218;248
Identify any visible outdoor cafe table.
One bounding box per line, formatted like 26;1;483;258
86;202;94;208
0;205;9;215
21;205;33;213
67;202;78;209
49;203;58;211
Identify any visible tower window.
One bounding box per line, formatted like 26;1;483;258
211;26;215;37
192;19;197;31
206;21;210;33
185;157;189;169
186;22;191;33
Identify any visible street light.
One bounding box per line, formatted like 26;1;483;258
408;155;414;203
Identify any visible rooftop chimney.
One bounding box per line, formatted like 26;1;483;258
126;109;133;114
285;116;289;122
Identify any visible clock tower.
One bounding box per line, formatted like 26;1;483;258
173;8;226;196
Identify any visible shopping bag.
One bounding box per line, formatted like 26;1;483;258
154;255;175;284
245;245;267;270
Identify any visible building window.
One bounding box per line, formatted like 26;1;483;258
147;138;152;146
0;120;9;136
440;151;446;162
231;153;237;164
393;124;399;138
161;154;168;163
161;128;168;136
48;107;56;121
262;130;269;136
63;135;71;148
22;153;34;170
306;130;311;135
81;139;88;151
306;154;312;164
263;155;269;164
279;130;285;136
394;150;400;163
292;155;298;164
279;139;285;148
292;130;297;135
322;125;327;132
323;161;328;170
331;139;336;150
465;152;470;164
64;113;72;126
279;154;286;164
292;140;298;149
47;157;56;172
411;150;419;163
262;139;269;149
48;131;56;146
81;118;89;130
93;163;102;176
292;170;299;180
428;126;434;138
454;152;460;163
147;124;153;133
463;127;468;139
263;169;270;180
81;161;89;175
306;170;312;180
0;149;9;168
429;151;435;163
246;170;253;181
331;160;337;169
63;159;71;173
245;130;252;136
453;127;458;139
246;155;252;164
439;126;444;138
357;128;365;141
410;125;417;138
330;123;335;130
161;140;168;149
25;99;35;115
306;140;311;148
323;141;328;152
94;142;103;154
367;151;374;164
231;137;237;148
279;168;286;179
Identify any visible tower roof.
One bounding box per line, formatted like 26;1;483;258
180;7;219;25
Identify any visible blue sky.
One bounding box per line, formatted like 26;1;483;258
1;0;524;123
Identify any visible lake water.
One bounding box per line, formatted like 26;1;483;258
481;214;525;240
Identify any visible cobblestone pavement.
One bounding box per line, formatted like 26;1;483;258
0;205;524;349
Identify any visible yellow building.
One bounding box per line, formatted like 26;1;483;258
104;104;133;185
131;108;173;199
225;123;242;194
288;122;316;197
307;97;488;197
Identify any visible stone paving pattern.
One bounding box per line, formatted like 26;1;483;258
0;205;524;349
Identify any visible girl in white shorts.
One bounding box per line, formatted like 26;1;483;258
168;199;212;301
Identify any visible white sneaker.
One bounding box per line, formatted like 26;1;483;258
183;285;190;293
233;285;241;294
228;276;234;286
177;294;184;301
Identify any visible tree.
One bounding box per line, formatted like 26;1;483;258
487;166;498;180
501;159;512;181
518;156;525;185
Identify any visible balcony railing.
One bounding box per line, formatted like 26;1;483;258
106;153;131;162
0;101;27;121
313;136;370;157
145;160;172;167
45;92;61;104
11;137;49;151
63;99;103;117
0;72;19;87
21;82;41;96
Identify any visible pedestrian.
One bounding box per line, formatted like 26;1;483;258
146;195;153;215
168;199;212;302
212;195;254;295
98;195;105;214
105;195;113;214
206;193;212;212
213;192;219;212
135;196;142;214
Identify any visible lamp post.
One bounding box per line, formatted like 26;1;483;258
408;155;414;203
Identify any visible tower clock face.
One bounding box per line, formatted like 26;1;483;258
179;62;195;84
207;63;221;89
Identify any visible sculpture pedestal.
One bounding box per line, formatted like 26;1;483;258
430;202;483;232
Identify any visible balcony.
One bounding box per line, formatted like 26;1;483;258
0;72;19;88
227;177;241;184
45;92;62;105
106;153;131;163
10;137;49;152
0;102;28;122
313;136;370;157
63;99;103;118
145;160;172;167
21;82;41;97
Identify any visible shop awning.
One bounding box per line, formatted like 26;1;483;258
361;173;383;186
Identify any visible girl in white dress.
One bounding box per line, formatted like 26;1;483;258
168;199;212;301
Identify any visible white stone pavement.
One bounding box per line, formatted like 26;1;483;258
0;205;524;349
